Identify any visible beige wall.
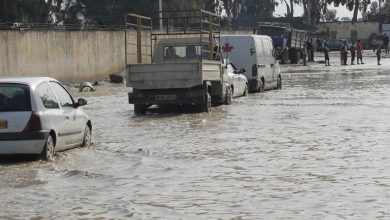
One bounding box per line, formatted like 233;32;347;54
0;30;125;83
0;30;253;83
315;22;380;41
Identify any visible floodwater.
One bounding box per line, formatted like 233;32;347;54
1;54;390;219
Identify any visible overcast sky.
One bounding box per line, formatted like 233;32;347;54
273;2;366;19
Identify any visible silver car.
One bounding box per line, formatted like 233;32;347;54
0;77;91;160
224;59;249;98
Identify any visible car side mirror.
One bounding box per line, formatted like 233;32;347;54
239;68;246;74
233;70;238;74
76;98;87;107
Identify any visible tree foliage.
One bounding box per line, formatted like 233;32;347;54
324;8;338;21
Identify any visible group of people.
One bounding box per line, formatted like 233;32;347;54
321;35;389;67
338;40;365;66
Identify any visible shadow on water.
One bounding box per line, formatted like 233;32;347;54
0;155;39;165
133;104;213;117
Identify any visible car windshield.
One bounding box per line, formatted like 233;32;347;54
0;83;32;112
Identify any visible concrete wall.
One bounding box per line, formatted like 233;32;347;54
315;22;380;41
0;30;125;83
0;29;253;83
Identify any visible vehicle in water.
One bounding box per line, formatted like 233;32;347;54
224;59;249;98
258;23;307;64
125;10;231;114
220;35;281;92
0;77;91;161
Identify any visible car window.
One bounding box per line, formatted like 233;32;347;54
49;82;74;107
0;83;31;112
163;45;203;60
37;82;59;109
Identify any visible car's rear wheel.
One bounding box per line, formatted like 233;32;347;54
277;76;282;90
82;126;91;148
225;87;232;105
243;84;249;96
41;135;54;161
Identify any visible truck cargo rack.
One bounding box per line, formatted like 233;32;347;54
125;10;221;64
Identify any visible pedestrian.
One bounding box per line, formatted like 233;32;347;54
340;43;343;65
302;43;307;66
356;40;364;64
376;44;381;65
343;41;348;65
384;33;389;54
310;39;315;62
306;39;312;62
350;41;356;65
317;38;322;52
323;41;330;66
313;38;318;52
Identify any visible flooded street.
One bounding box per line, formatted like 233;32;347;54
1;54;390;219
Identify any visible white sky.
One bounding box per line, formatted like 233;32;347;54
273;2;366;19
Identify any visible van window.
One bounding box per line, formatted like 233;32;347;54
37;82;59;109
0;83;31;112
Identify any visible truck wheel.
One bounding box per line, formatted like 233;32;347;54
134;104;147;115
257;80;265;93
225;87;232;105
201;92;211;112
277;76;282;90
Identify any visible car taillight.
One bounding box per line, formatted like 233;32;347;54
23;112;42;132
252;64;258;77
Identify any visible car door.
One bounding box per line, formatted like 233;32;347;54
227;63;240;97
49;81;84;148
36;82;67;150
229;62;244;95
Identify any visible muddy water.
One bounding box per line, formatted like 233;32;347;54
1;56;390;219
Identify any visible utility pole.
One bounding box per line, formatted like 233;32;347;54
159;0;163;31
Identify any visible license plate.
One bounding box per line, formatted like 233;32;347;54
155;95;177;101
0;120;7;129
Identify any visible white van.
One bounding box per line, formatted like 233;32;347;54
220;35;281;92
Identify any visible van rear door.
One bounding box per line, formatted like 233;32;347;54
220;36;256;81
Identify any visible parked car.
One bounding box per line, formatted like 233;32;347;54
328;39;352;51
220;35;281;93
0;77;92;161
224;59;249;98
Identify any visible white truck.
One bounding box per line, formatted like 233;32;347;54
125;11;231;114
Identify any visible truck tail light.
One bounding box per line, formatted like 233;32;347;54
23;111;42;132
252;64;258;77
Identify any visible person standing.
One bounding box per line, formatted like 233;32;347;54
350;41;356;65
383;33;389;54
306;39;312;62
376;44;381;65
356;40;364;64
317;38;322;52
302;43;307;66
341;41;348;65
323;41;330;66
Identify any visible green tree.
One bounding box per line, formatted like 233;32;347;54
323;8;338;21
0;0;47;23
